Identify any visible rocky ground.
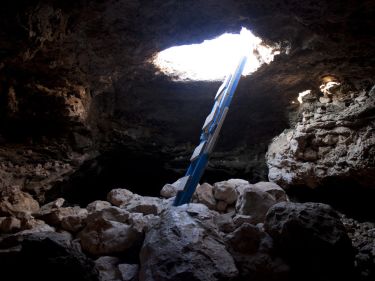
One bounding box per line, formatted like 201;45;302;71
0;179;373;281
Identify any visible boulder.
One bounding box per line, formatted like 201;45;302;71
214;212;235;233
78;207;142;256
0;216;21;233
0;186;40;217
195;183;216;209
253;182;287;202
236;185;284;223
264;202;355;280
107;189;134;207
95;256;121;281
61;208;89;232
124;196;164;215
213;181;237;204
216;200;228;212
40;198;65;212
118;264;139;281
225;223;289;281
139;205;238;281
37;206;88;230
227;178;250;187
86;200;112;213
160;178;185;198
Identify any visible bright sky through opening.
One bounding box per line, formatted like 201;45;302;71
153;27;280;81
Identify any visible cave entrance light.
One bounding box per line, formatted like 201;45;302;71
153;27;280;81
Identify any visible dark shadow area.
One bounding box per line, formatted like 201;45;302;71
287;178;375;222
45;149;184;206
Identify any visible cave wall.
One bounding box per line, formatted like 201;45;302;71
0;0;374;201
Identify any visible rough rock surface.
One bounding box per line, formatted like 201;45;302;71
139;204;238;281
78;207;142;256
236;183;287;223
0;186;40;217
195;183;216;210
341;215;375;281
267;87;375;190
213;181;237;205
265;202;355;280
225;223;289;281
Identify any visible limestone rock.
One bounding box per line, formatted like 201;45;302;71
40;198;65;212
253;182;287;202
264;202;355;279
107;189;134;207
61;208;89;232
225;223;289;281
227;178;250;187
214;212;235;233
236;185;286;223
0;216;21;233
213;181;237;204
20;217;55;233
216;200;228;212
0;186;40;217
37;206;88;230
160;178;186;198
78;207;142;256
118;264;139;281
266;88;375;190
95;256;121;281
86;200;112;213
233;214;256;228
195;182;216;209
139;205;238;281
124;196;164;215
128;213;160;233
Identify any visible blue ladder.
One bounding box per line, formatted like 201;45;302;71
173;56;247;206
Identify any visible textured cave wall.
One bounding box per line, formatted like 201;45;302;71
0;0;374;202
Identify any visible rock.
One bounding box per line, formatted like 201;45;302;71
195;182;216;209
266;88;375;190
236;185;284;223
233;214;255;228
40;198;65;212
95;256;121;281
19;216;55;232
118;264;139;281
124;195;164;215
225;223;289;281
107;189;134;207
61;208;88;232
160;178;186;198
216;200;228;212
139;205;238;281
0;186;40;217
264;202;355;280
86;200;112;213
37;206;88;229
0;216;21;233
78;207;142;256
227;178;250;187
128;213;160;233
213;181;237;204
0;231;98;281
214;212;235;233
253;182;287;202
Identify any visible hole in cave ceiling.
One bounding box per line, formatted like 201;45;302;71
153;27;281;81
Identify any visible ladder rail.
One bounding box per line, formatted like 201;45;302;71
174;56;247;206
